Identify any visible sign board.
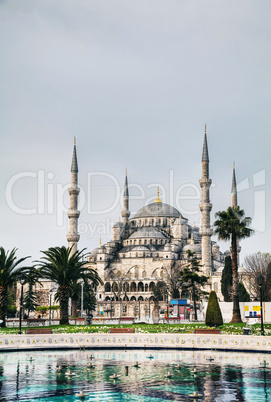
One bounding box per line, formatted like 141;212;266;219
170;299;187;305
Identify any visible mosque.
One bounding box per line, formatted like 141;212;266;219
66;128;241;321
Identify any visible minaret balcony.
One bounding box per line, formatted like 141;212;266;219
67;234;80;242
199;228;213;237
199;178;212;188
68;187;80;196
68;210;80;218
199;202;212;212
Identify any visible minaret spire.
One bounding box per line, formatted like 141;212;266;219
231;162;241;265
67;139;80;253
231;162;238;208
121;169;130;224
199;126;213;277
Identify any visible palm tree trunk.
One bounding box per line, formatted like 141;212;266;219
59;285;69;325
192;285;197;321
71;298;78;317
230;233;242;323
0;287;7;327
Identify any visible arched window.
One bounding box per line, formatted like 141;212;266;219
105;282;111;292
123;295;129;301
123;282;129;292
145;283;149;292
130;282;136;292
138;296;144;301
138;282;144;292
112;282;118;293
105;296;111;301
149;282;155;292
131;296;136;301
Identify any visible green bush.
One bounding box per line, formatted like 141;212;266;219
205;291;223;327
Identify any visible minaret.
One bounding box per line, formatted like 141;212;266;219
231;162;241;264
199;125;213;277
66;138;80;252
121;169;130;224
231;162;237;208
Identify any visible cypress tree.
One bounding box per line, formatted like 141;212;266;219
205;291;223;327
221;256;232;302
238;282;250;302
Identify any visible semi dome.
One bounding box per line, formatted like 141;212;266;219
133;202;180;219
129;227;165;239
132;246;150;251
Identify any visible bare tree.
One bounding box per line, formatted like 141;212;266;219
111;272;129;322
244;252;271;301
162;261;184;299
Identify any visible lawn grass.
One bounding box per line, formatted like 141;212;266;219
1;322;270;336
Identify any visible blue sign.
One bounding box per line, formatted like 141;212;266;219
170;299;187;305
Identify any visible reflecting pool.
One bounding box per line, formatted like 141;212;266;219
0;349;271;401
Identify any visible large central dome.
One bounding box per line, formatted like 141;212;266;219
133;202;180;219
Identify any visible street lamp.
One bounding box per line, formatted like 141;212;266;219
166;287;169;318
81;282;84;318
257;274;265;336
18;274;26;334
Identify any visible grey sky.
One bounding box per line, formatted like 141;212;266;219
1;0;271;264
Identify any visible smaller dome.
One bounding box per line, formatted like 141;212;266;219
113;221;125;228
183;243;201;253
90;248;99;256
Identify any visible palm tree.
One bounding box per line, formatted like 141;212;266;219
0;247;30;327
23;268;41;316
37;246;102;325
214;206;254;323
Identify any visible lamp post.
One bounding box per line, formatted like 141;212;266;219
257;274;265;336
166;287;169;318
81;282;84;318
18;274;26;334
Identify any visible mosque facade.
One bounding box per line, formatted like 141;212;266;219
66;129;239;321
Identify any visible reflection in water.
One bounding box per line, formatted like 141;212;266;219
0;350;270;401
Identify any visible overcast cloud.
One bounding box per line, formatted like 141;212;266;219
1;0;271;263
